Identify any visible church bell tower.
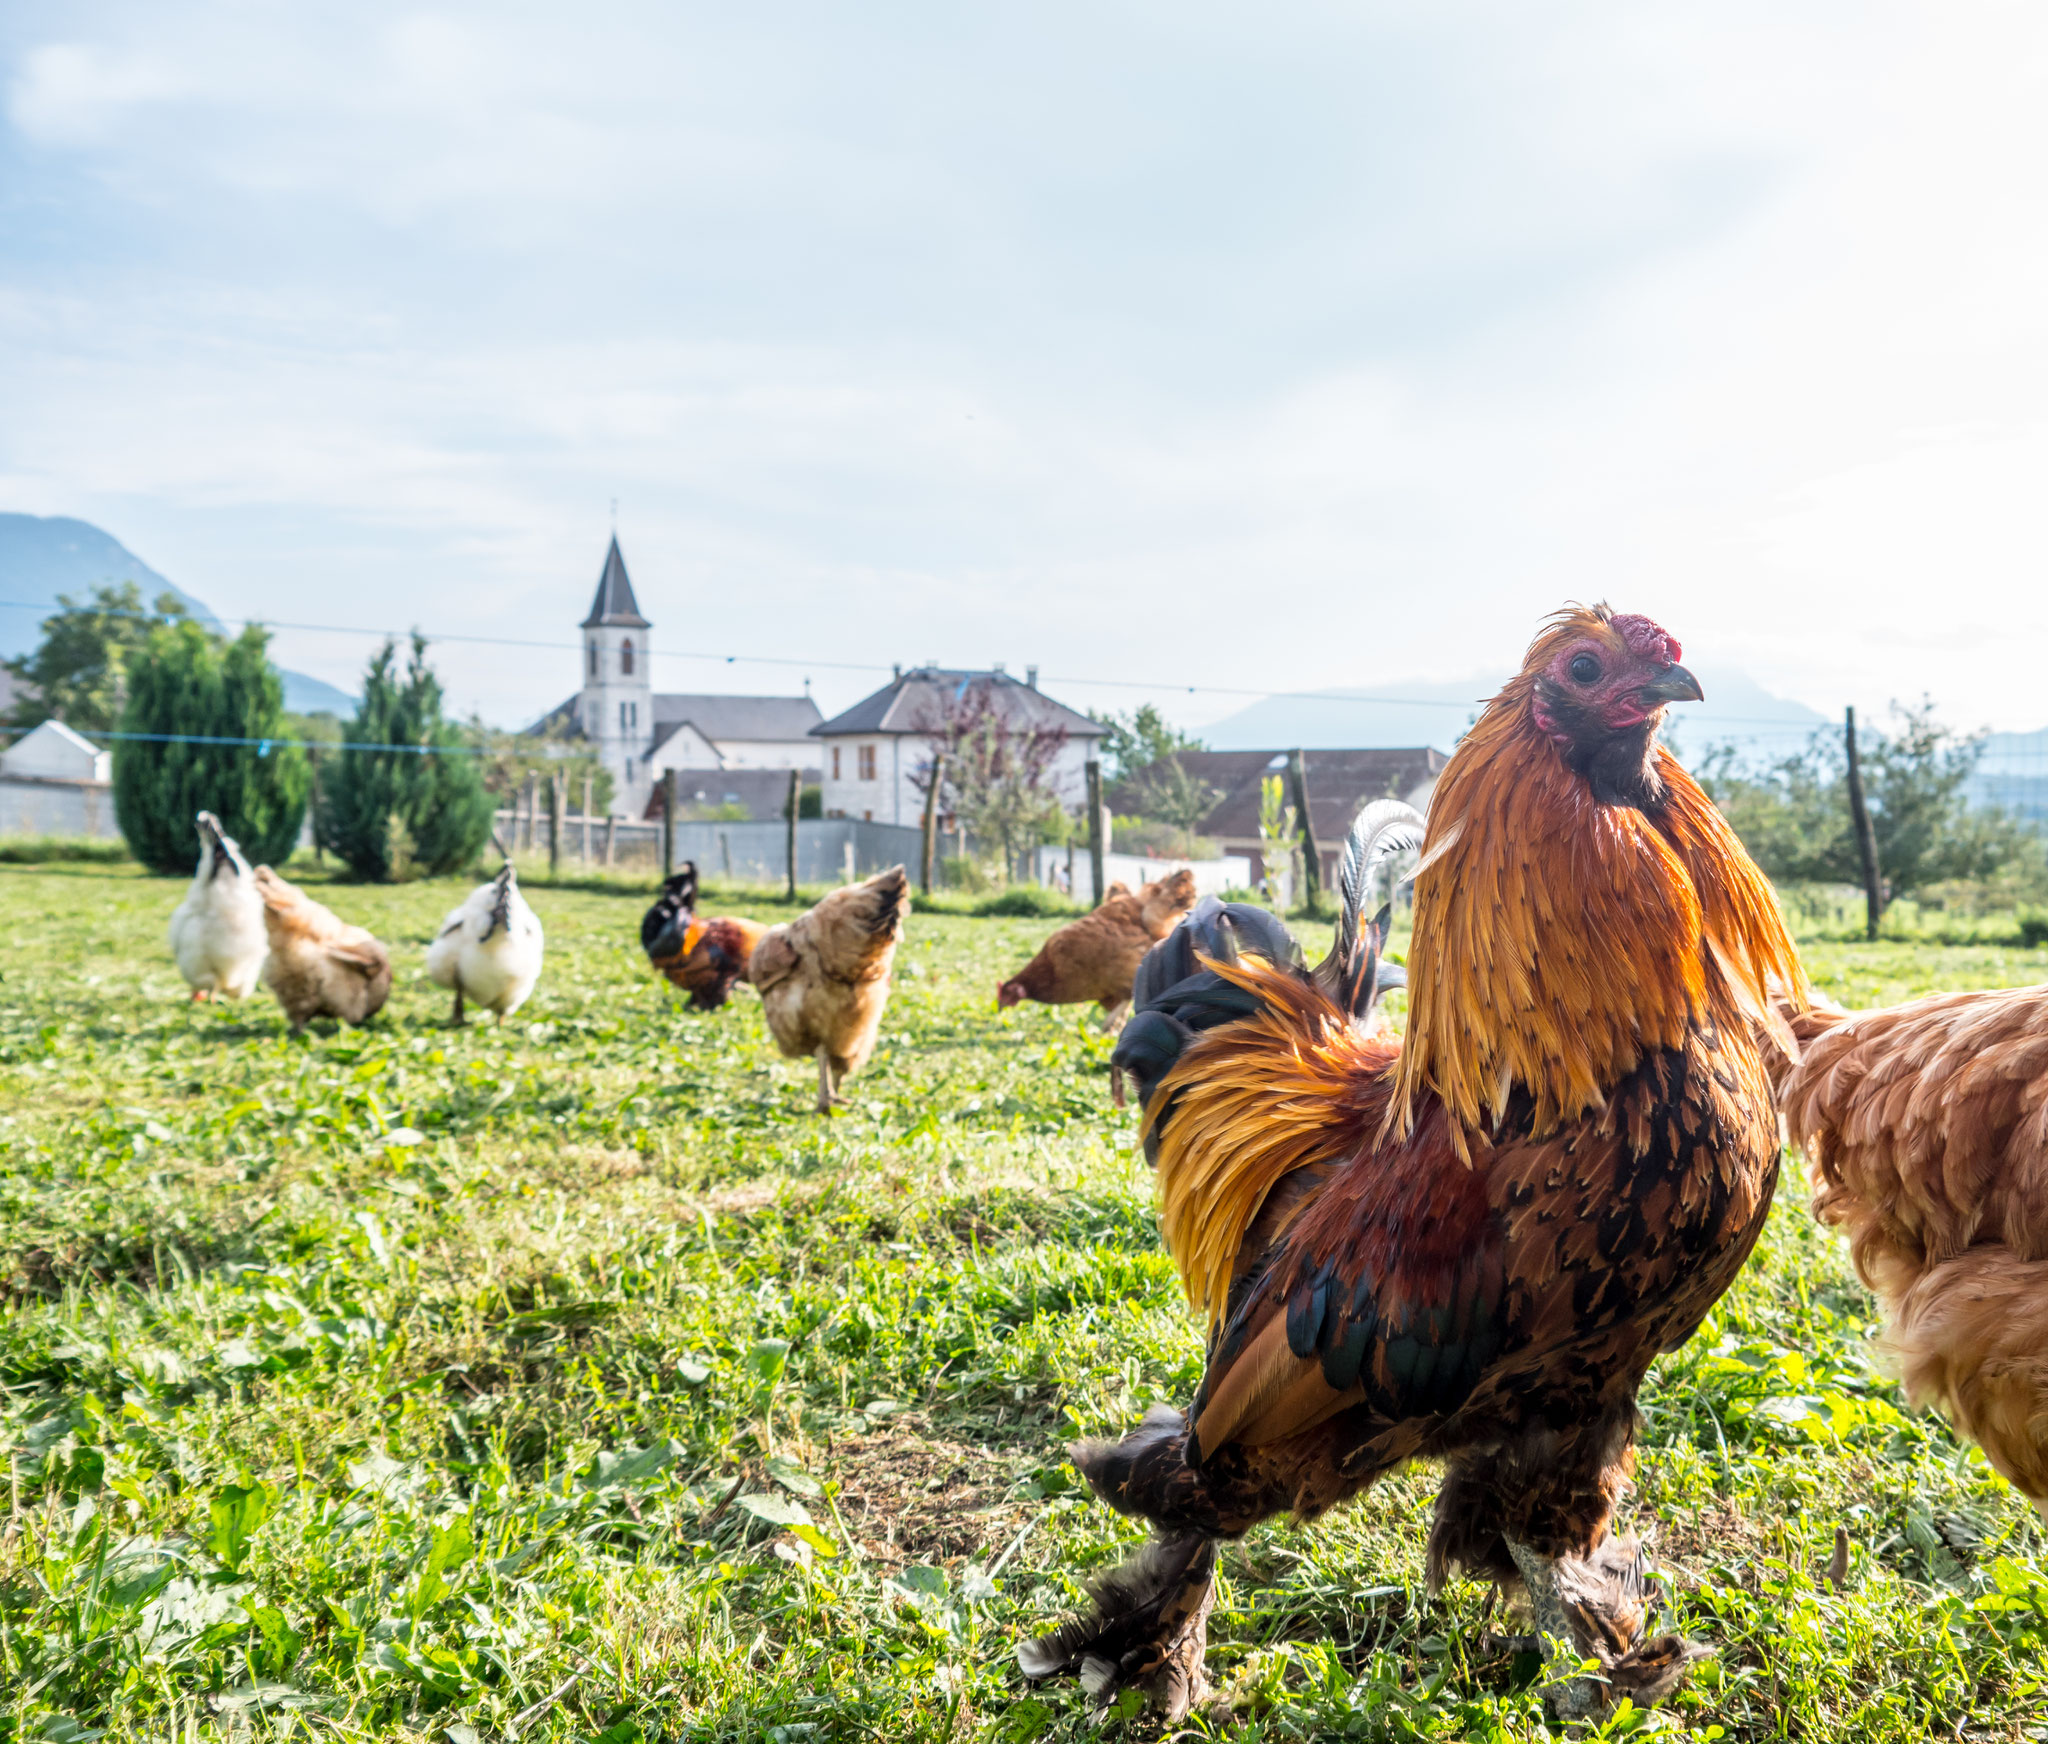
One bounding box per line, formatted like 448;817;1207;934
578;536;653;816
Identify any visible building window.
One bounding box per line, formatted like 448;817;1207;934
863;809;872;821
620;701;629;733
858;744;877;782
621;637;635;676
588;642;597;678
831;746;842;780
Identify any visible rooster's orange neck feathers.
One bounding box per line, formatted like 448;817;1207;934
1391;609;1805;1150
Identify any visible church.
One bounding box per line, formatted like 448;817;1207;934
531;537;823;817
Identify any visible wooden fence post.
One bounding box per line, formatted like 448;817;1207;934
786;768;801;901
1288;748;1322;910
661;769;677;881
547;772;563;876
308;747;325;866
1085;760;1106;908
920;753;946;896
1844;707;1883;940
521;774;536;850
603;814;616;868
581;776;593;862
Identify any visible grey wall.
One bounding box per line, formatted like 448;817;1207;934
0;778;121;838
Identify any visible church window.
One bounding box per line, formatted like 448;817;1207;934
858;744;877;781
621;638;635;675
620;701;629;733
831;746;842;780
588;641;597;678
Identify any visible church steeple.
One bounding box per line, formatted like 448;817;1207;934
581;536;650;629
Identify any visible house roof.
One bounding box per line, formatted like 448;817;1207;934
812;668;1103;739
1109;746;1447;845
526;691;821;744
580;537;650;629
650;694;823;745
0;717;108;781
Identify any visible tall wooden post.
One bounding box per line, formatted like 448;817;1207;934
521;774;536;850
603;814;615;868
308;747;325;866
661;769;677;881
547;772;564;876
786;768;801;901
1085;759;1106;908
581;776;593;862
920;753;946;896
1289;749;1322;910
1845;707;1883;940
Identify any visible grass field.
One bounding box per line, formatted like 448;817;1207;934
3;861;2046;1743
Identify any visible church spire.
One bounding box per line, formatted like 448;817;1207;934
581;536;650;629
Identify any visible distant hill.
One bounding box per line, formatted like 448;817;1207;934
0;512;356;716
1198;665;1832;765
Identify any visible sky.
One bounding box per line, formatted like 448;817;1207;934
4;2;2048;740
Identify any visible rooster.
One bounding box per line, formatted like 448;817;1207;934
1780;987;2048;1515
997;869;1198;1031
1019;606;1806;1721
426;863;544;1025
167;812;267;1001
253;867;393;1034
749;865;908;1113
641;863;767;1012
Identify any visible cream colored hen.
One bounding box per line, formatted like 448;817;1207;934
749;865;908;1113
254;868;393;1034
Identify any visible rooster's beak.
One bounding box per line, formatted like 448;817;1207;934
1637;662;1703;706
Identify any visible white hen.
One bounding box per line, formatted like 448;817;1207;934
426;863;544;1024
167;811;267;1000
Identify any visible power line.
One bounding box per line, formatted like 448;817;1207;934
0;596;1835;731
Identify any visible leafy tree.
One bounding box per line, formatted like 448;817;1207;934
4;583;188;732
1257;771;1300;906
467;716;615;817
112;619;309;872
1128;755;1223;856
1095;703;1202;782
321;636;495;880
1698;699;2034;909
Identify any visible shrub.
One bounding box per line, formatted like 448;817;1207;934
2018;907;2048;949
320;636;494;880
974;886;1083;918
112;620;309;873
0;836;133;865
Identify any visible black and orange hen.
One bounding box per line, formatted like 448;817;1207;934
1019;605;1807;1721
641;863;767;1012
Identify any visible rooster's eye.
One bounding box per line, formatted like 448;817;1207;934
1568;653;1601;685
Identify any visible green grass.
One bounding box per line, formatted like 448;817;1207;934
1;862;2045;1742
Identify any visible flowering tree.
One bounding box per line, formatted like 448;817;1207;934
908;677;1069;881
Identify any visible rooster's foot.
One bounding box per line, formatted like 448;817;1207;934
1505;1535;1707;1719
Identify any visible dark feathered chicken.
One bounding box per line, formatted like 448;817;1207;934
1019;607;1807;1722
640;862;765;1011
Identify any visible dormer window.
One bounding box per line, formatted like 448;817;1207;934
621;637;635;675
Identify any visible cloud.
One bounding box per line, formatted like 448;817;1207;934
3;3;2048;731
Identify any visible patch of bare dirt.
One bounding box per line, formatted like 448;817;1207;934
825;1412;1034;1567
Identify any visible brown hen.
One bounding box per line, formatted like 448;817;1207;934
996;868;1198;1030
1781;983;2048;1514
749;865;909;1112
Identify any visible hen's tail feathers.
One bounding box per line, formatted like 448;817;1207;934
862;864;910;934
1112;899;1303;1160
1016;1527;1217;1723
1314;800;1425;1021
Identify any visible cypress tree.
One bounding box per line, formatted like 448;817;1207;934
112;620;310;873
322;635;494;880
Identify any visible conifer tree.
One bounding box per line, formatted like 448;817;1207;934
321;635;494;880
112;620;310;872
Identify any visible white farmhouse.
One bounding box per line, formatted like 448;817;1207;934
812;665;1105;826
531;537;820;815
0;719;111;783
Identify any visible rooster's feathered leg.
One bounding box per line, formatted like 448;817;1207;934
1017;1530;1217;1723
1504;1536;1708;1719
